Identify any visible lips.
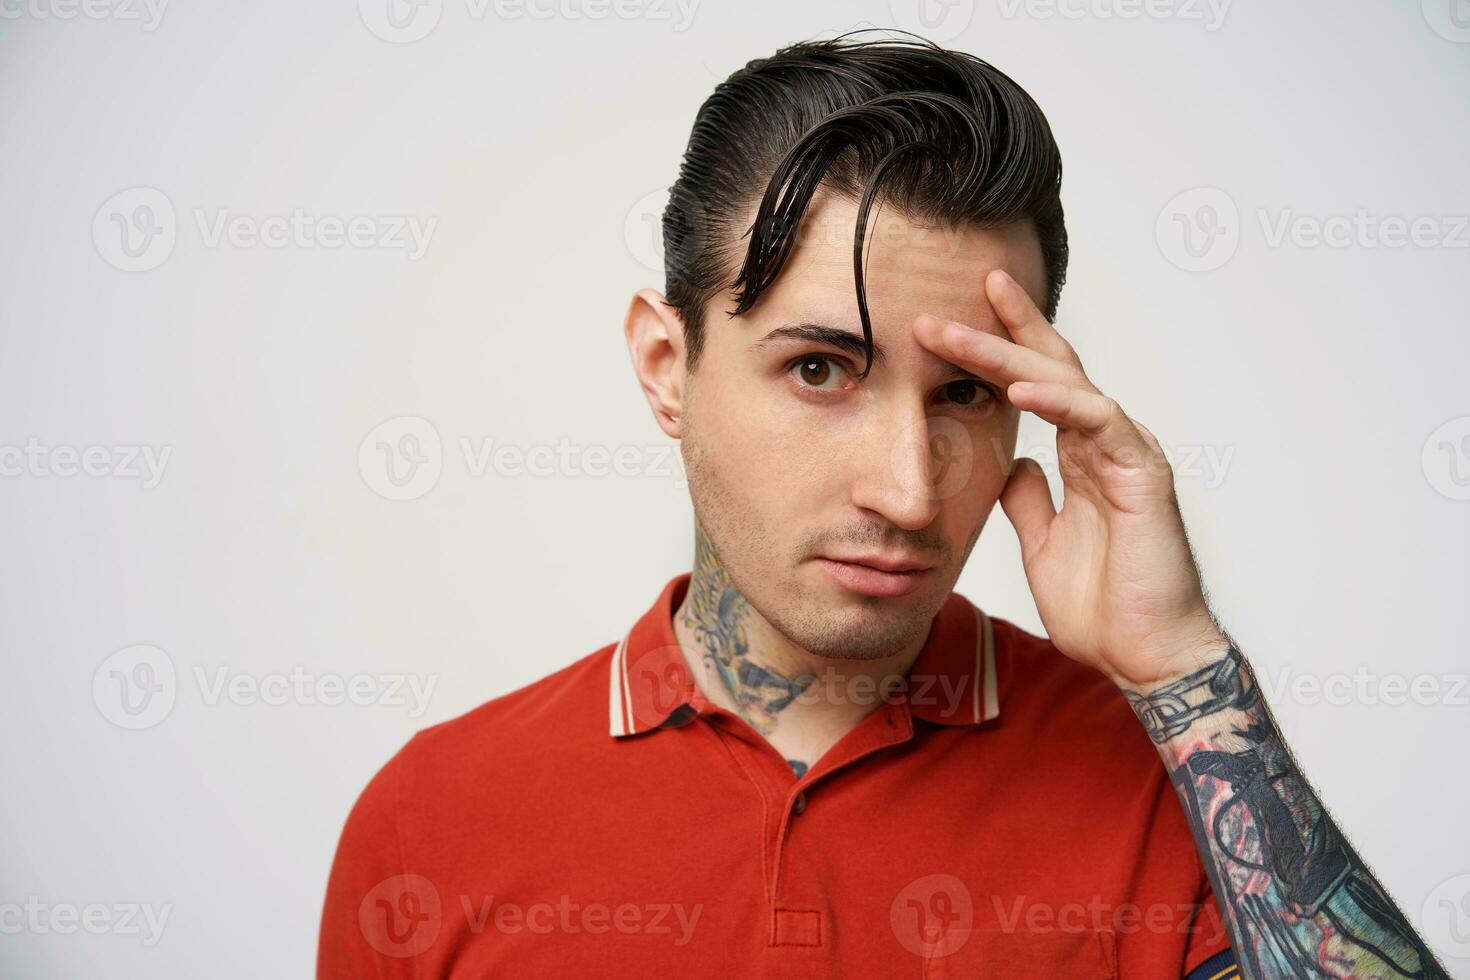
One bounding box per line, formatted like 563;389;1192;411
822;552;932;573
814;556;933;598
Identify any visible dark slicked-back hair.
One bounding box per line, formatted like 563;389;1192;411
661;30;1067;379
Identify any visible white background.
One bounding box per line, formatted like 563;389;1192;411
2;0;1468;975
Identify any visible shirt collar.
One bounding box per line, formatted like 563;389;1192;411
609;572;1004;737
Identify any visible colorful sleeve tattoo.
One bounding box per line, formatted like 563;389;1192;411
1125;646;1448;979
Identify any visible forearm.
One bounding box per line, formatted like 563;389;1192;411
1123;644;1447;980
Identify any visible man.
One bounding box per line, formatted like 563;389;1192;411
319;32;1445;978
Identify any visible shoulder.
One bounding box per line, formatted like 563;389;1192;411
394;639;619;791
326;641;625;891
989;614;1160;766
339;639;622;832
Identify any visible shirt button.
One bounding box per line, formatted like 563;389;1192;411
792;792;808;815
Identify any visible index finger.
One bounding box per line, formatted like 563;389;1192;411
985;269;1082;370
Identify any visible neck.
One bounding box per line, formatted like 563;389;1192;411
670;523;930;776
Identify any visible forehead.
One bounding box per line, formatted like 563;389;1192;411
729;186;1046;341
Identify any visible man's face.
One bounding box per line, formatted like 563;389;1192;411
678;186;1047;661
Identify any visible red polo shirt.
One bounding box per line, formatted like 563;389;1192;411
319;572;1233;978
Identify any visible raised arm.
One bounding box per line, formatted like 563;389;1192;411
912;268;1447;980
1125;643;1447;979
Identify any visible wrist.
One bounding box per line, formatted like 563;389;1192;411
1120;640;1258;745
1115;620;1233;694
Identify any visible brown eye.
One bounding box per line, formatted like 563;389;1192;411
794;356;842;389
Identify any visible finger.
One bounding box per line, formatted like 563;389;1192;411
1006;380;1154;463
985;269;1082;368
914;314;1080;389
999;457;1055;561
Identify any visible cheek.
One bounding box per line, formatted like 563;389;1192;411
716;373;849;473
684;386;820;504
938;464;1003;525
730;412;846;522
932;435;1012;557
925;412;1015;503
969;412;1019;491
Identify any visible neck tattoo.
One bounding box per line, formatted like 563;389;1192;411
682;526;815;764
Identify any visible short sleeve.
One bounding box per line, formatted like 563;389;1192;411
317;744;425;980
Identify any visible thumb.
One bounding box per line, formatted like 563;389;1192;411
1000;457;1055;561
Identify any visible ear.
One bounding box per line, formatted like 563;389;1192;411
624;287;687;439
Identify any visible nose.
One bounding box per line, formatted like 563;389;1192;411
848;402;949;532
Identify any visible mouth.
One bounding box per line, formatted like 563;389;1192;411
814;555;934;598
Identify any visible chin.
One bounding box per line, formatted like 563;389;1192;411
780;582;942;661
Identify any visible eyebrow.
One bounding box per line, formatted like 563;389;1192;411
748;322;888;367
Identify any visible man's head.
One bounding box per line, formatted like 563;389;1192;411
626;32;1066;661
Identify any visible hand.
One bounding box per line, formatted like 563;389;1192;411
914;269;1228;690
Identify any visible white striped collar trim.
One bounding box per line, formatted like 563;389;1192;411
607;632;634;737
973;604;1000;723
